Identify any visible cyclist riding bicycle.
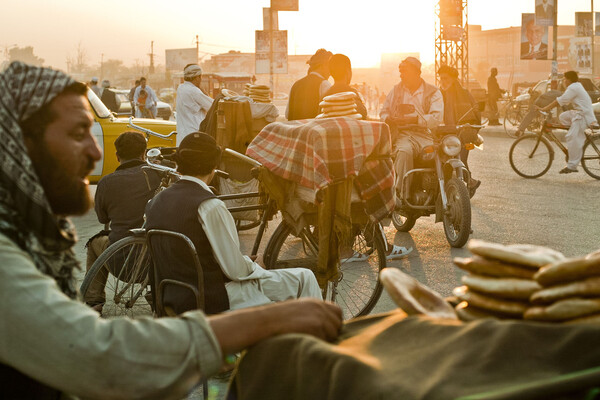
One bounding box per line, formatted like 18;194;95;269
538;70;596;174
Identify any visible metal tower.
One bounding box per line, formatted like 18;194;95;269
435;0;469;86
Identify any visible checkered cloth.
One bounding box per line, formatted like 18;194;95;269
246;117;395;221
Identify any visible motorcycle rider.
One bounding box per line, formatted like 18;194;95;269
438;65;481;195
380;57;444;206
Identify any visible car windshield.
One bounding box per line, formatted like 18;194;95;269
87;88;112;118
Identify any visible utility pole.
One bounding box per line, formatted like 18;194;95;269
149;41;155;74
551;1;558;89
100;53;104;80
269;8;274;91
592;0;595;78
195;35;200;64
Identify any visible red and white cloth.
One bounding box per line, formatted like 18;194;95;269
246;117;395;221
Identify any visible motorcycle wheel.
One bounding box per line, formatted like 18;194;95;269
442;178;471;248
391;210;417;232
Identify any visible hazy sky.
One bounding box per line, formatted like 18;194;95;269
0;0;596;69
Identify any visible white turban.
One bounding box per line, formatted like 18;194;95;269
184;64;202;79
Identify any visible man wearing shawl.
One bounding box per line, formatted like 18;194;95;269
0;62;342;399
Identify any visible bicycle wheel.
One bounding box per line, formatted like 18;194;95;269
582;134;600;180
263;221;385;320
509;134;554;178
391;210;417;232
504;102;525;138
80;235;153;318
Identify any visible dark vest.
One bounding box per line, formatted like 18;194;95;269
0;365;61;399
287;73;324;120
145;180;230;315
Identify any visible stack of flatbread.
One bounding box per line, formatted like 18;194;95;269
525;251;600;324
316;91;362;119
452;239;563;321
243;84;271;103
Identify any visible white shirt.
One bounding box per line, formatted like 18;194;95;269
180;176;322;309
0;232;222;399
176;81;214;145
133;85;159;108
380;81;444;128
557;82;596;126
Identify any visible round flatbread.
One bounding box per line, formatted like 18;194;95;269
221;88;240;98
453;286;528;316
322;91;356;103
321;109;357;117
316;113;363;120
248;84;270;90
379;268;457;319
321;104;357;113
530;276;600;304
454;301;508;321
524;298;600;321
534;253;600;287
453;256;537;279
467;239;565;268
462;274;541;300
564;312;600;325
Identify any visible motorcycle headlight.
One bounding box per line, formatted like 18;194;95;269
442;136;462;157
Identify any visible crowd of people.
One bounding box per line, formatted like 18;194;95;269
1;49;596;398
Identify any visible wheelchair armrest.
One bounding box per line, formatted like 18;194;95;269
156;279;203;316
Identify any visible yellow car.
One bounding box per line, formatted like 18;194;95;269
87;89;177;183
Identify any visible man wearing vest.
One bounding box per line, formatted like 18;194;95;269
286;48;333;120
0;62;342;399
145;132;323;313
380;57;444;207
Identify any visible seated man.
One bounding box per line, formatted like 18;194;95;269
323;53;368;119
84;131;161;312
380;57;444;205
145;132;323;313
539;70;596;174
0;61;342;399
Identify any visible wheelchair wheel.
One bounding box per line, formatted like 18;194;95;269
263;221;385;320
80;235;153;318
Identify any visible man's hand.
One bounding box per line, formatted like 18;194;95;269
209;298;343;355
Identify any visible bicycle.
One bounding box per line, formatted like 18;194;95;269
81;149;386;320
508;110;600;179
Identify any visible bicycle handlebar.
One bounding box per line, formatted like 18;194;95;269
224;148;262;168
128;117;176;139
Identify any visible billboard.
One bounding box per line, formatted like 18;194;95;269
596;12;600;36
576;12;593;37
255;30;288;74
521;13;548;60
569;37;592;74
165;48;197;71
271;0;298;11
263;7;278;30
535;0;554;26
439;0;462;26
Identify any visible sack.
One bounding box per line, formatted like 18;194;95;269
219;177;260;222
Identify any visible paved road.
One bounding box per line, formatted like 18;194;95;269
68;126;600;399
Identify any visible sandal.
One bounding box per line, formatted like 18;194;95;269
341;251;369;263
386;245;413;261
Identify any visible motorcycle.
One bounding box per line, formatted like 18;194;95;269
389;117;482;248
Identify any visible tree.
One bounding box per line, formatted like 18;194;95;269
66;42;89;74
9;46;44;66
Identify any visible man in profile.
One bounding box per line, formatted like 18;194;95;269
0;61;342;399
286;48;333;120
175;64;214;145
521;19;548;60
323;53;368;119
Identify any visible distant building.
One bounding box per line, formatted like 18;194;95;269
469;24;578;92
